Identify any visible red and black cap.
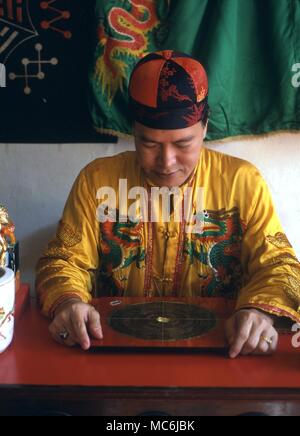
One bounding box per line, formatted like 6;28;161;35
129;50;209;130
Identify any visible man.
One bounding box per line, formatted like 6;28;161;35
36;50;300;358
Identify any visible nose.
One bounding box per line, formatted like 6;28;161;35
157;144;177;170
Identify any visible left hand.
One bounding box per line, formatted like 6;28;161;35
225;309;279;359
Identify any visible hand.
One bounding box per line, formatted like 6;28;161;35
225;308;278;359
49;298;103;350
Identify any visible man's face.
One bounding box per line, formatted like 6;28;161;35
134;121;207;188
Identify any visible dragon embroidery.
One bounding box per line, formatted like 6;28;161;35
184;208;246;298
98;217;145;296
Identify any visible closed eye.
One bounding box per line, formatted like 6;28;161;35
176;143;192;148
143;142;159;148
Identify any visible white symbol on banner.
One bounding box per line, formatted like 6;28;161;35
40;0;72;39
9;43;58;94
0;0;37;62
0;61;6;86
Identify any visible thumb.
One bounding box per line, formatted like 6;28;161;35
225;316;236;346
87;307;103;339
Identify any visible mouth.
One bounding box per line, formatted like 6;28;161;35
155;170;179;178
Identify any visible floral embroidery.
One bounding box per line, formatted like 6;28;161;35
35;266;64;290
38;276;70;292
284;274;300;306
267;240;300;306
266;232;292;249
57;220;82;248
36;258;62;270
159;62;192;104
271;252;300;267
183;102;206;126
42;244;72;261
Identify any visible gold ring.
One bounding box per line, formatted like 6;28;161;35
261;335;273;345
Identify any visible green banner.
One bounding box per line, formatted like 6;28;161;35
89;0;300;141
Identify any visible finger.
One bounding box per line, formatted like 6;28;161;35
229;315;253;359
56;334;77;348
49;313;78;347
49;324;76;348
53;305;92;349
255;336;270;355
63;321;82;347
269;331;279;353
225;318;235;346
70;315;90;351
241;323;264;356
87;307;103;339
254;329;278;355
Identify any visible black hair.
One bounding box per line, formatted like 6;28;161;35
200;99;210;126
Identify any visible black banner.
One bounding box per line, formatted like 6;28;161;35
0;0;115;143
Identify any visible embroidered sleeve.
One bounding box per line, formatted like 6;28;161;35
35;169;100;318
236;171;300;323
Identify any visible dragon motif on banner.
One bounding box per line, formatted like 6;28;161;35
95;0;161;104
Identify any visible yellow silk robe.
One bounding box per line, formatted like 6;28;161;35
36;148;300;322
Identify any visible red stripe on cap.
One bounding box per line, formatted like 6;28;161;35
129;59;166;108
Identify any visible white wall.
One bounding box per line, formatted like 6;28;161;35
0;132;299;290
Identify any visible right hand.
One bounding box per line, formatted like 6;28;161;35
49;299;103;350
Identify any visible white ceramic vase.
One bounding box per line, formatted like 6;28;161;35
0;268;15;353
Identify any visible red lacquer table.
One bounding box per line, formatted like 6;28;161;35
0;289;300;416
